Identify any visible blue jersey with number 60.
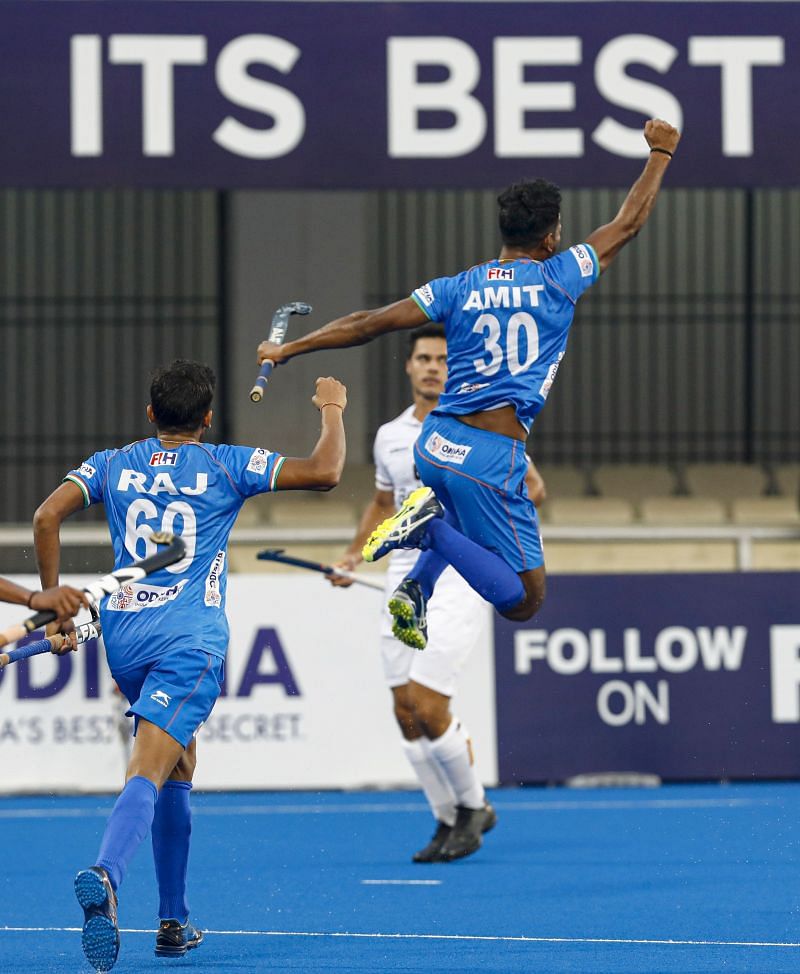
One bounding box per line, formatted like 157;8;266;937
411;245;600;432
65;439;285;668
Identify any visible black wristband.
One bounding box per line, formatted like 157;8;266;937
650;147;673;159
26;591;37;609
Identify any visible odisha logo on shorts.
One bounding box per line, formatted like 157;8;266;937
425;432;472;465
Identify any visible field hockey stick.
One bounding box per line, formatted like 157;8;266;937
0;531;186;648
256;548;385;591
250;301;313;403
0;619;101;669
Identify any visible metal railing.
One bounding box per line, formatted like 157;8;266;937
1;524;797;573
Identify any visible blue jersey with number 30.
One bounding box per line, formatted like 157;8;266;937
411;245;600;431
65;439;284;667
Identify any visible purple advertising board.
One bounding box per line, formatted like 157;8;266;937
0;2;796;187
494;572;800;783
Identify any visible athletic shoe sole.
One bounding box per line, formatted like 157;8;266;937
389;594;426;650
75;869;120;973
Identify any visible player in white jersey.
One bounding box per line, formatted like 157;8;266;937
330;325;545;862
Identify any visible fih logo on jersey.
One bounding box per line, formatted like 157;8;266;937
487;267;514;281
78;462;96;479
425;432;472;465
149;451;178;467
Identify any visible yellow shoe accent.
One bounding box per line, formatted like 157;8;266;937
361;487;438;563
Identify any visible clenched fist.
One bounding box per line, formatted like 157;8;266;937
645;118;680;156
312;377;347;413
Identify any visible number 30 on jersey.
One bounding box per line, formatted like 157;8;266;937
472;312;540;377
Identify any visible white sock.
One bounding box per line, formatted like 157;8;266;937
427;717;485;810
401;737;457;826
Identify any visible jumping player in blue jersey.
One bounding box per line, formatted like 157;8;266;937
257;119;680;657
33;360;347;972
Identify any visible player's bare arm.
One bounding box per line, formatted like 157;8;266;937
0;575;87;624
33;481;92;633
329;488;396;587
274;376;348;491
585;119;680;273
257;298;429;367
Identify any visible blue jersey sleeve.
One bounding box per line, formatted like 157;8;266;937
542;244;600;304
64;450;113;507
213;445;285;498
410;277;452;322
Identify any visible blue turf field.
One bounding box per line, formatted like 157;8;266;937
1;783;799;973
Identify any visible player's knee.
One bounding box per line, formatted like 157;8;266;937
393;700;418;738
407;693;450;738
501;589;545;622
169;749;197;782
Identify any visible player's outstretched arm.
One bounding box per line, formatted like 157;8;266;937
329;488;396;587
0;576;87;621
585;119;680;274
257;298;428;368
274;377;348;491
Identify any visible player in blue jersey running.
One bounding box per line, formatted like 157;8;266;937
33;359;347;972
257;118;680;650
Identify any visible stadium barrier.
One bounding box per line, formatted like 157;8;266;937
0;574;496;794
0;550;798;793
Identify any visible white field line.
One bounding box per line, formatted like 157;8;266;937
0;797;774;820
361;880;442;885
1;926;799;949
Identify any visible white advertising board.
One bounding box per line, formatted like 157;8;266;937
0;575;497;793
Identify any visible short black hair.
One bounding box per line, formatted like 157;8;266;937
150;359;216;432
407;323;446;359
497;179;561;248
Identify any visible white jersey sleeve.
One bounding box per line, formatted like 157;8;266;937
373;426;393;493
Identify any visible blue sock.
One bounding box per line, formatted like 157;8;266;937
407;549;449;599
407;508;458;598
152;780;192;922
96;775;158;892
423;518;525;612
